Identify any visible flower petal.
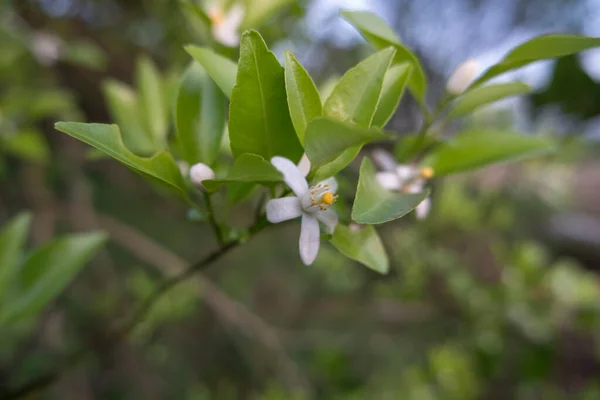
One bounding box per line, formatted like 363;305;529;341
271;156;308;197
316;209;338;235
213;4;245;47
406;179;425;193
299;214;320;265
318;176;338;193
376;172;401;191
415;197;431;220
266;197;302;223
395;165;415;184
297;153;311;178
372;149;397;171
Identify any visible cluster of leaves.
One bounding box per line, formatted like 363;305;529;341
54;10;600;273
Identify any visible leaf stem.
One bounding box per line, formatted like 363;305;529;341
204;191;225;245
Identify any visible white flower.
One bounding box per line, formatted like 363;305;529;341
372;150;433;220
30;32;64;66
446;58;479;95
189;162;215;189
266;156;338;266
207;2;245;47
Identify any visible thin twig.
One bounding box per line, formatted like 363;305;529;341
203;192;225;245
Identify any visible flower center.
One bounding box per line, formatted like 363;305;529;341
208;7;225;25
300;182;337;213
420;167;434;179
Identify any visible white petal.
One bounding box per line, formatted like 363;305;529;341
406;179;425;193
224;4;245;30
299;214;320;265
266;197;302;223
395;165;416;184
297;153;311;177
371;149;397;171
316;209;338;234
446;59;479;95
415;197;431;220
189;163;215;188
317;177;338;193
376;172;402;191
271;156;308;197
213;24;239;47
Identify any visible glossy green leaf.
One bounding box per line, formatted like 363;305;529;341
323;47;395;127
352;157;428;224
2;232;106;323
228;30;303;161
341;10;427;102
55;122;189;200
2;129;50;163
312;146;361;182
448;82;531;118
372;63;413;127
284;51;322;144
471;34;600;88
330;224;389;274
102;79;155;155
176;62;227;165
304;117;389;169
0;213;32;298
203;153;283;192
424;131;555;175
185;46;238;98
136;56;167;148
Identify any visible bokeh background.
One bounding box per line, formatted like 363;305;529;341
2;0;600;398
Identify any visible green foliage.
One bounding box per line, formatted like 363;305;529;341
185;46;238;98
448;82;531;118
203;153;283;192
0;213;32;298
372;63;413;127
1;129;50;163
330;224;389;274
424;131;555;175
176;62;227;165
55;122;189;200
228;31;303;161
136;56;169;149
352;157;428;224
341;10;427;102
284;51;322;144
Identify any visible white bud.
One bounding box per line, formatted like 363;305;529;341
189;163;215;189
446;59;479;95
31;33;64;66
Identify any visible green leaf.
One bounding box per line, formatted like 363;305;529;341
241;0;294;29
448;82;531;118
203;153;283;192
341;10;427;102
304;117;389;169
63;39;108;71
102;79;155;155
312;146;361;182
0;213;32;298
2;129;50;163
55;122;189;200
424;131;555;175
228;30;303;161
352;157;428;224
323;47;395;127
471;34;600;88
330;224;389;274
2;232;106;323
284;51;322;144
372;63;413;128
176;62;227;165
394;134;441;163
136;56;168;148
185;46;238;98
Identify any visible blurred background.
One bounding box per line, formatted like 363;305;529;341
2;0;600;398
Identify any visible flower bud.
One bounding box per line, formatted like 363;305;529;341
189;163;215;189
446;59;479;95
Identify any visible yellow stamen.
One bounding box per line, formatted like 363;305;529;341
322;192;335;206
208;8;224;25
421;167;434;179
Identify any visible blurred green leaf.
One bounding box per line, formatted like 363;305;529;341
228;30;303;161
63;39;108;70
102;79;155;155
304;117;388;169
284;51;322;144
471;34;600;88
2;232;106;323
352;157;428;224
394;134;441;163
0;213;32;299
341;10;427;102
312;146;361;182
241;0;294;29
2;129;50;163
55;122;189;200
448;82;531;118
323;47;395;127
176;62;227;165
136;56;168;148
330;224;389;274
423;131;555;175
185;46;238;98
203;153;282;192
372;63;413;128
